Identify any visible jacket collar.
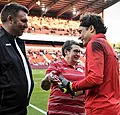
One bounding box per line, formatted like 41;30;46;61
62;58;75;69
90;33;106;41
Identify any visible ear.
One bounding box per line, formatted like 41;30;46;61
64;49;68;55
7;15;13;24
89;25;95;33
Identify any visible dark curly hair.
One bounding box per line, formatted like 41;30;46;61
79;13;107;34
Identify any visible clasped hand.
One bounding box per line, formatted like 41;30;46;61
58;75;74;98
46;71;60;83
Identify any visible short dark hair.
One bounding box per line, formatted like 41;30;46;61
79;13;107;34
62;40;81;57
1;3;29;23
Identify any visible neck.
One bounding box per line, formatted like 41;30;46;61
2;23;15;36
64;57;76;66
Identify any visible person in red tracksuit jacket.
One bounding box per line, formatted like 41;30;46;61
58;13;120;115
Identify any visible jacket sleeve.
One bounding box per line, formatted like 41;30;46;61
72;41;104;91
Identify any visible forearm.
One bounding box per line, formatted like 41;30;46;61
72;75;103;91
41;71;59;90
41;77;51;91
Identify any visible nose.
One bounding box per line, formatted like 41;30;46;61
76;52;80;57
24;22;28;28
78;34;82;40
78;36;81;40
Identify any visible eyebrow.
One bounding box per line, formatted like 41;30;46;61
73;49;81;52
78;29;82;33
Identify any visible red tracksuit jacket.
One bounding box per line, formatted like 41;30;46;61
72;34;120;115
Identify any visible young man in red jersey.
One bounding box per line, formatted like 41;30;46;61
58;13;120;115
41;40;85;115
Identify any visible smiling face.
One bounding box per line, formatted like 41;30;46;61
78;25;96;47
65;44;81;65
10;10;28;36
78;26;91;47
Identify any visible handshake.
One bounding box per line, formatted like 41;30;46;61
58;75;74;98
41;71;84;97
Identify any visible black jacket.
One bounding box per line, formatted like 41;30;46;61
0;27;34;115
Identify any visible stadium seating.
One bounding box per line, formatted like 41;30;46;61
25;44;85;66
25;16;80;37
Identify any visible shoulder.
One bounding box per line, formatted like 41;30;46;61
49;60;62;67
87;38;105;52
0;27;5;38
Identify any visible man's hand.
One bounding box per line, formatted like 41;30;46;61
58;75;74;98
47;71;60;83
41;71;60;91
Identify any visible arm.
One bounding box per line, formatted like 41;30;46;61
72;41;104;91
41;71;60;90
41;63;60;91
41;74;51;91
